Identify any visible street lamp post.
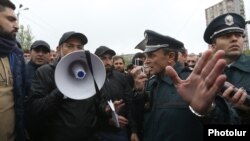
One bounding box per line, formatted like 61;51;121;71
17;4;29;22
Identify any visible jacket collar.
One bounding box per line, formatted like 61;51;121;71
230;54;250;72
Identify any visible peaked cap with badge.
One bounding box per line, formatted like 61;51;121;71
204;13;245;44
140;30;184;53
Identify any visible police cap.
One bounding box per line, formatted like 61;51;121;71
143;30;184;53
204;13;245;44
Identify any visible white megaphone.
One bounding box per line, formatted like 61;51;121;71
55;50;106;100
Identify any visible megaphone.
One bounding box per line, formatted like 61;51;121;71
55;50;106;100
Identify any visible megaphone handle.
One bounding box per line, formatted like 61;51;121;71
85;51;101;96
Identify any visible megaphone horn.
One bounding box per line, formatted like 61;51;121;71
55;50;106;100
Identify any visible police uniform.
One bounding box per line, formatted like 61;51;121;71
140;30;240;141
204;13;250;124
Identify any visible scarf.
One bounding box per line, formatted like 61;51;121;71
0;36;22;57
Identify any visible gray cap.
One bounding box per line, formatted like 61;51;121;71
30;40;50;52
94;46;116;57
59;31;88;45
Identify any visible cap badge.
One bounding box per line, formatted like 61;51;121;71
224;14;234;26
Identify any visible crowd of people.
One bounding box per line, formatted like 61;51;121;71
1;0;250;141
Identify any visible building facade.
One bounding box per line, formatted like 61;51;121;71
205;0;249;50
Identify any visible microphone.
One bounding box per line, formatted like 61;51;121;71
70;61;86;79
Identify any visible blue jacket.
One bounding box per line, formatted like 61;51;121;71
12;51;26;141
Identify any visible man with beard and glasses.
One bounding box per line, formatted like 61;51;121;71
0;0;26;141
95;46;133;141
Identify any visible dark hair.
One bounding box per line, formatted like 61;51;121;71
112;55;125;63
132;52;146;63
0;0;16;12
126;63;134;71
162;48;178;62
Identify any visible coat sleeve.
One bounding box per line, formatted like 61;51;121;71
200;96;240;124
25;64;63;122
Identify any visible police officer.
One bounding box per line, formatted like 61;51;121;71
131;30;241;141
204;12;250;124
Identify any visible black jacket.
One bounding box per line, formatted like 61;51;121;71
25;61;42;97
98;70;133;133
224;54;250;124
25;61;100;141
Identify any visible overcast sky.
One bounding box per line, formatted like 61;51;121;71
12;0;250;55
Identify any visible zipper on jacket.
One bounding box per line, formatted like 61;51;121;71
0;57;9;86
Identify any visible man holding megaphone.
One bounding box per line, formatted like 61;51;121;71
25;31;102;141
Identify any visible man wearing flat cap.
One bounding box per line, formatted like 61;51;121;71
26;31;102;141
204;13;250;124
94;46;133;141
131;30;241;141
25;40;51;96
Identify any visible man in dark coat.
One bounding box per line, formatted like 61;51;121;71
26;31;101;141
25;40;50;95
204;12;250;124
131;29;241;141
95;46;134;141
0;0;26;141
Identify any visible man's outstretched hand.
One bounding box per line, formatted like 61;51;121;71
166;50;227;115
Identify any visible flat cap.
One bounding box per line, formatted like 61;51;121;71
59;31;88;45
204;13;245;44
94;46;116;57
143;30;184;53
30;40;50;52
